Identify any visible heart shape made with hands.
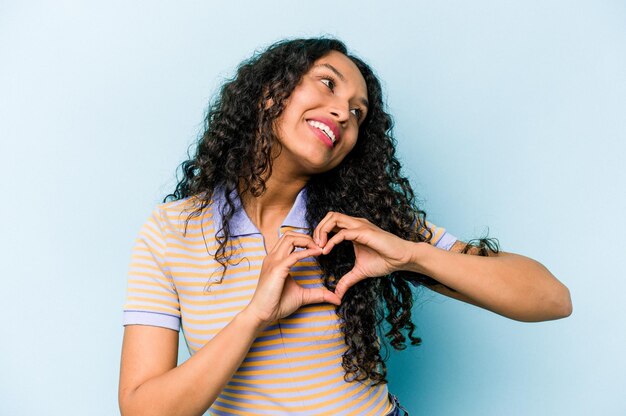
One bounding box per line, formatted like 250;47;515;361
311;212;415;299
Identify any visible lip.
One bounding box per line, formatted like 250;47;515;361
306;117;341;145
307;121;334;148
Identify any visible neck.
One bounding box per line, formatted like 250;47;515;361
238;173;308;231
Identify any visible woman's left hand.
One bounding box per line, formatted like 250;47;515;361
313;211;414;299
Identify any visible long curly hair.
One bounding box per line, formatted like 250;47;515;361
165;37;497;385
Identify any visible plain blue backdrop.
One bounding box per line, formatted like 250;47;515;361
1;1;625;415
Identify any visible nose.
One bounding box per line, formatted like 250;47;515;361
329;101;350;124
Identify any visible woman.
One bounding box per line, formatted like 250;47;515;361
119;38;572;415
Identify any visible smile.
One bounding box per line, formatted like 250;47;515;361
307;120;337;144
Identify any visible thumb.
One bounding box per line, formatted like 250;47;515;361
301;287;342;306
334;269;362;299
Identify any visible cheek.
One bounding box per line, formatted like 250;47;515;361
275;104;304;134
284;87;313;113
272;108;298;138
332;137;359;166
343;130;360;151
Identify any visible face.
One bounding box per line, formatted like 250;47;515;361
271;51;369;176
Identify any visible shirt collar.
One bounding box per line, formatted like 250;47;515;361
212;185;310;237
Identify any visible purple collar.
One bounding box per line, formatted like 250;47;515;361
212;185;310;237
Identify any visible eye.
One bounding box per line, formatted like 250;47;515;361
350;108;363;120
321;77;335;92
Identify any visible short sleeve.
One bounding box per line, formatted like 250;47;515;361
122;206;181;331
416;219;458;251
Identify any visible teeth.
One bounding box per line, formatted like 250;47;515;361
307;120;336;143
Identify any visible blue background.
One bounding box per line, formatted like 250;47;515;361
1;1;625;415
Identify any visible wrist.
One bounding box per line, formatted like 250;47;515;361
237;307;269;335
403;241;432;275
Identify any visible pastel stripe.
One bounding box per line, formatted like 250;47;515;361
123;187;457;415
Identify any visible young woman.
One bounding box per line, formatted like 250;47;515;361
118;38;572;416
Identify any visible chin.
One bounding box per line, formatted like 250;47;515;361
294;153;333;170
295;159;336;176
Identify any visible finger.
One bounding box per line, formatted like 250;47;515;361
281;246;323;269
272;232;319;257
317;214;346;248
334;269;362;299
312;212;328;246
316;212;360;248
320;228;359;255
313;211;335;246
301;286;342;306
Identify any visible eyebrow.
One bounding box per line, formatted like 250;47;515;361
316;63;346;81
314;63;369;109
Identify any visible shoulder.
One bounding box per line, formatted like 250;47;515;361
148;194;217;237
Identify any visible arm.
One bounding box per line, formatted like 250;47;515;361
410;240;573;322
119;312;263;416
314;212;572;323
119;232;340;416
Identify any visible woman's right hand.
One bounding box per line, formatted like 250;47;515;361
242;231;341;329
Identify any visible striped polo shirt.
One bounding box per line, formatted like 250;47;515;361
123;186;457;416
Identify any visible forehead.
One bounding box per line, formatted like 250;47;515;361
312;51;368;97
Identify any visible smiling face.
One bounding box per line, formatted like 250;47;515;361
271;51;369;177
